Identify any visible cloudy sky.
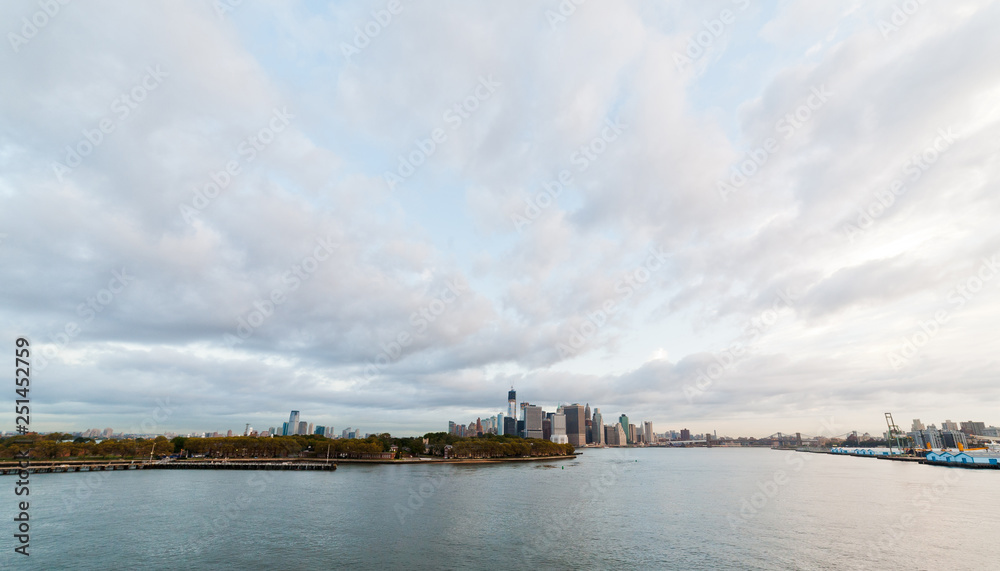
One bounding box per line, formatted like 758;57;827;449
3;0;999;438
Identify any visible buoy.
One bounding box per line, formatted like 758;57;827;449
561;466;564;469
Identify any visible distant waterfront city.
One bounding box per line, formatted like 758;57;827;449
6;387;998;452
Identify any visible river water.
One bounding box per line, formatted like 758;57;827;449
4;447;996;569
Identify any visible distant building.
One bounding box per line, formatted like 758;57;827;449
227;430;233;437
911;419;925;431
604;424;619;446
298;421;308;435
942;420;959;431
102;428;113;439
504;417;517;437
592;409;604;445
288;411;300;435
282;422;289;436
497;413;505;436
551;412;566;441
619;414;630;444
941;430;968;448
542;417;552;441
960;421;986;436
909;428;943;449
680;428;690;441
628;424;637;444
565;404;587;447
643;421;654;445
508;388;517;420
524;405;544;439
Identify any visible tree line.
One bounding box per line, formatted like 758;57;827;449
0;432;575;460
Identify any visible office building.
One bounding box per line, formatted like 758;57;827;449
911;419;925;431
592;409;604;445
282;422;289;436
565;404;587;447
508;388;517;420
619;414;630;444
288;411;300;435
496;414;504;436
628;424;637;444
585;403;592;444
680;428;690;441
524;405;544;439
551;411;567;440
298;421;308;435
504;416;517;437
942;420;959;431
644;421;654;446
307;422;314;436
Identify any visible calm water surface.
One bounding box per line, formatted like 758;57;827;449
4;448;997;570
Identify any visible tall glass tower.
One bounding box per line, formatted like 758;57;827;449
287;411;300;436
619;414;630;444
507;388;517;420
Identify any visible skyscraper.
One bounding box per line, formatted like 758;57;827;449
524;405;543;439
592;408;604;445
497;413;504;436
288;411;300;435
584;403;592;444
643;421;654;446
508;388;517;420
298;421;308;435
619;414;630;444
504;416;517;436
565;404;586;447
